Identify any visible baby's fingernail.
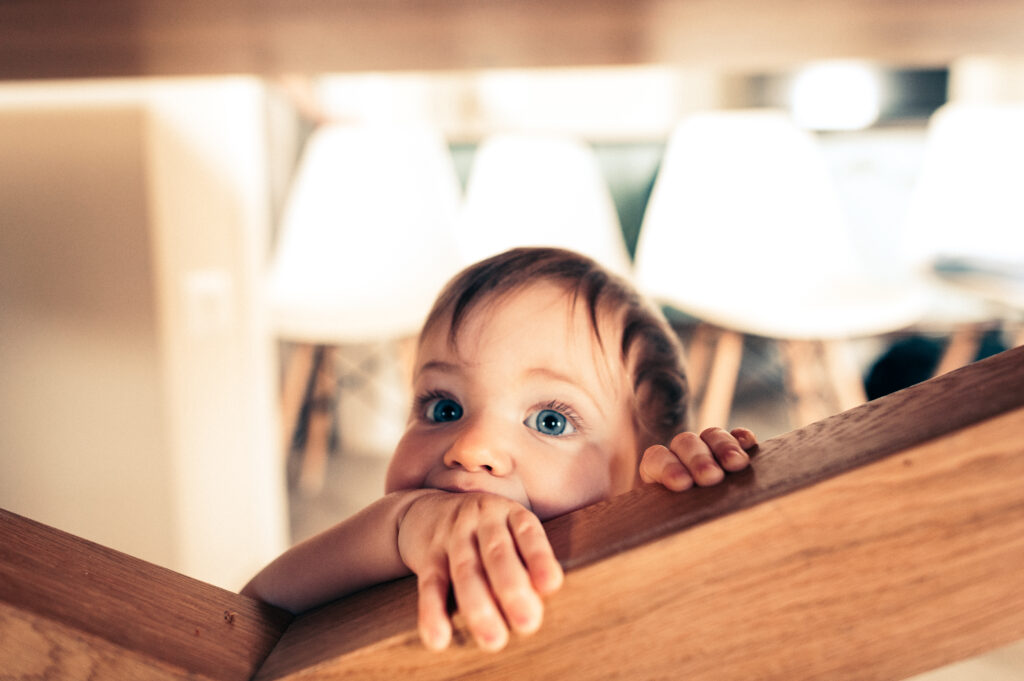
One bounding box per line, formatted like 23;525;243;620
726;449;748;466
538;565;564;594
478;624;508;651
422;624;450;651
511;599;542;633
697;463;724;484
667;468;693;491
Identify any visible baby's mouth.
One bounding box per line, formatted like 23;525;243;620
431;483;495;495
424;480;533;511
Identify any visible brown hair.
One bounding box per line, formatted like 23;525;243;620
419;247;689;448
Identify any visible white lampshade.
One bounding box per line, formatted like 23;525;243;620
634;110;925;339
267;123;464;342
456;133;633;277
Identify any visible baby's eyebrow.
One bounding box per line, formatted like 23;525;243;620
523;367;605;416
415;360;460;380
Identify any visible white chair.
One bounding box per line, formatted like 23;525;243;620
901;102;1024;371
634;110;926;430
455;132;633;277
268;122;464;493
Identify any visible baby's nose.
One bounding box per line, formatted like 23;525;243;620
443;421;513;475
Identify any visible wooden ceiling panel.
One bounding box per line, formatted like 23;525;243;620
3;0;1024;80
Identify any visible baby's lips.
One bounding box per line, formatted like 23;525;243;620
423;476;530;509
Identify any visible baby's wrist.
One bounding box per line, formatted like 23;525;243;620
390;488;446;536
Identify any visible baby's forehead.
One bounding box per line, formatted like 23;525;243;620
431;280;622;344
419;281;631;383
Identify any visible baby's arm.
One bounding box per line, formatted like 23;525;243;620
241;487;562;653
240;488;435;613
639;427;757;490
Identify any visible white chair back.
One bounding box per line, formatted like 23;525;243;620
456;133;633;277
635;109;924;339
268;123;464;342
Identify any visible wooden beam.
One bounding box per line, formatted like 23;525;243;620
254;345;1024;680
0;510;292;681
3;0;1024;80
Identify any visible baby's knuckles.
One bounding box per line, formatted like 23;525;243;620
402;491;557;650
669;430;703;453
508;505;539;535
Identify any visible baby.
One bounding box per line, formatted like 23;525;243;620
242;247;756;651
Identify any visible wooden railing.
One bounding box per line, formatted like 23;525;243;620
3;345;1023;680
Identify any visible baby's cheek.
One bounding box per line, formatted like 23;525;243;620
383;465;407;494
384;442;429;493
529;456;612;521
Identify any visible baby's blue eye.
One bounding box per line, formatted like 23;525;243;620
427;398;463;423
525;408;575;436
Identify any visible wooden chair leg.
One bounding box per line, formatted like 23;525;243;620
696;329;743;430
781;339;831;429
298;346;337;497
935;324;982;377
279;342;318;461
822;339;867;412
1012;321;1024;349
684;323;717;403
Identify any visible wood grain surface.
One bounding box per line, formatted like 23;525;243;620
3;0;1024;80
3;347;1021;680
254;345;1024;680
0;509;292;681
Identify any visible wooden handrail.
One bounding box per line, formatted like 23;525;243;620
256;344;1024;680
0;510;291;680
2;346;1022;680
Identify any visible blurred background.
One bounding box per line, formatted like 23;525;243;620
1;3;1023;676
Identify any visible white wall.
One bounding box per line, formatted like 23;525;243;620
0;78;288;591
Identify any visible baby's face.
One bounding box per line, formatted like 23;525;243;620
385;282;640;520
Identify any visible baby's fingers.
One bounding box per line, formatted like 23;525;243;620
669;431;725;487
730;427;758;452
478;510;545;637
509;506;563;596
640;443;695;491
449;504;509;651
700;427;754;472
416;565;453;651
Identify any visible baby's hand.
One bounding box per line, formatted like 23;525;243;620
397;491;563;652
639;427;757;491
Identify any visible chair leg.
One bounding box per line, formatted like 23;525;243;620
1012;320;1024;349
935;324;982;377
822;339;867;412
696;329;743;431
781;339;832;429
298;346;337;497
684;323;717;403
279;342;318;461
